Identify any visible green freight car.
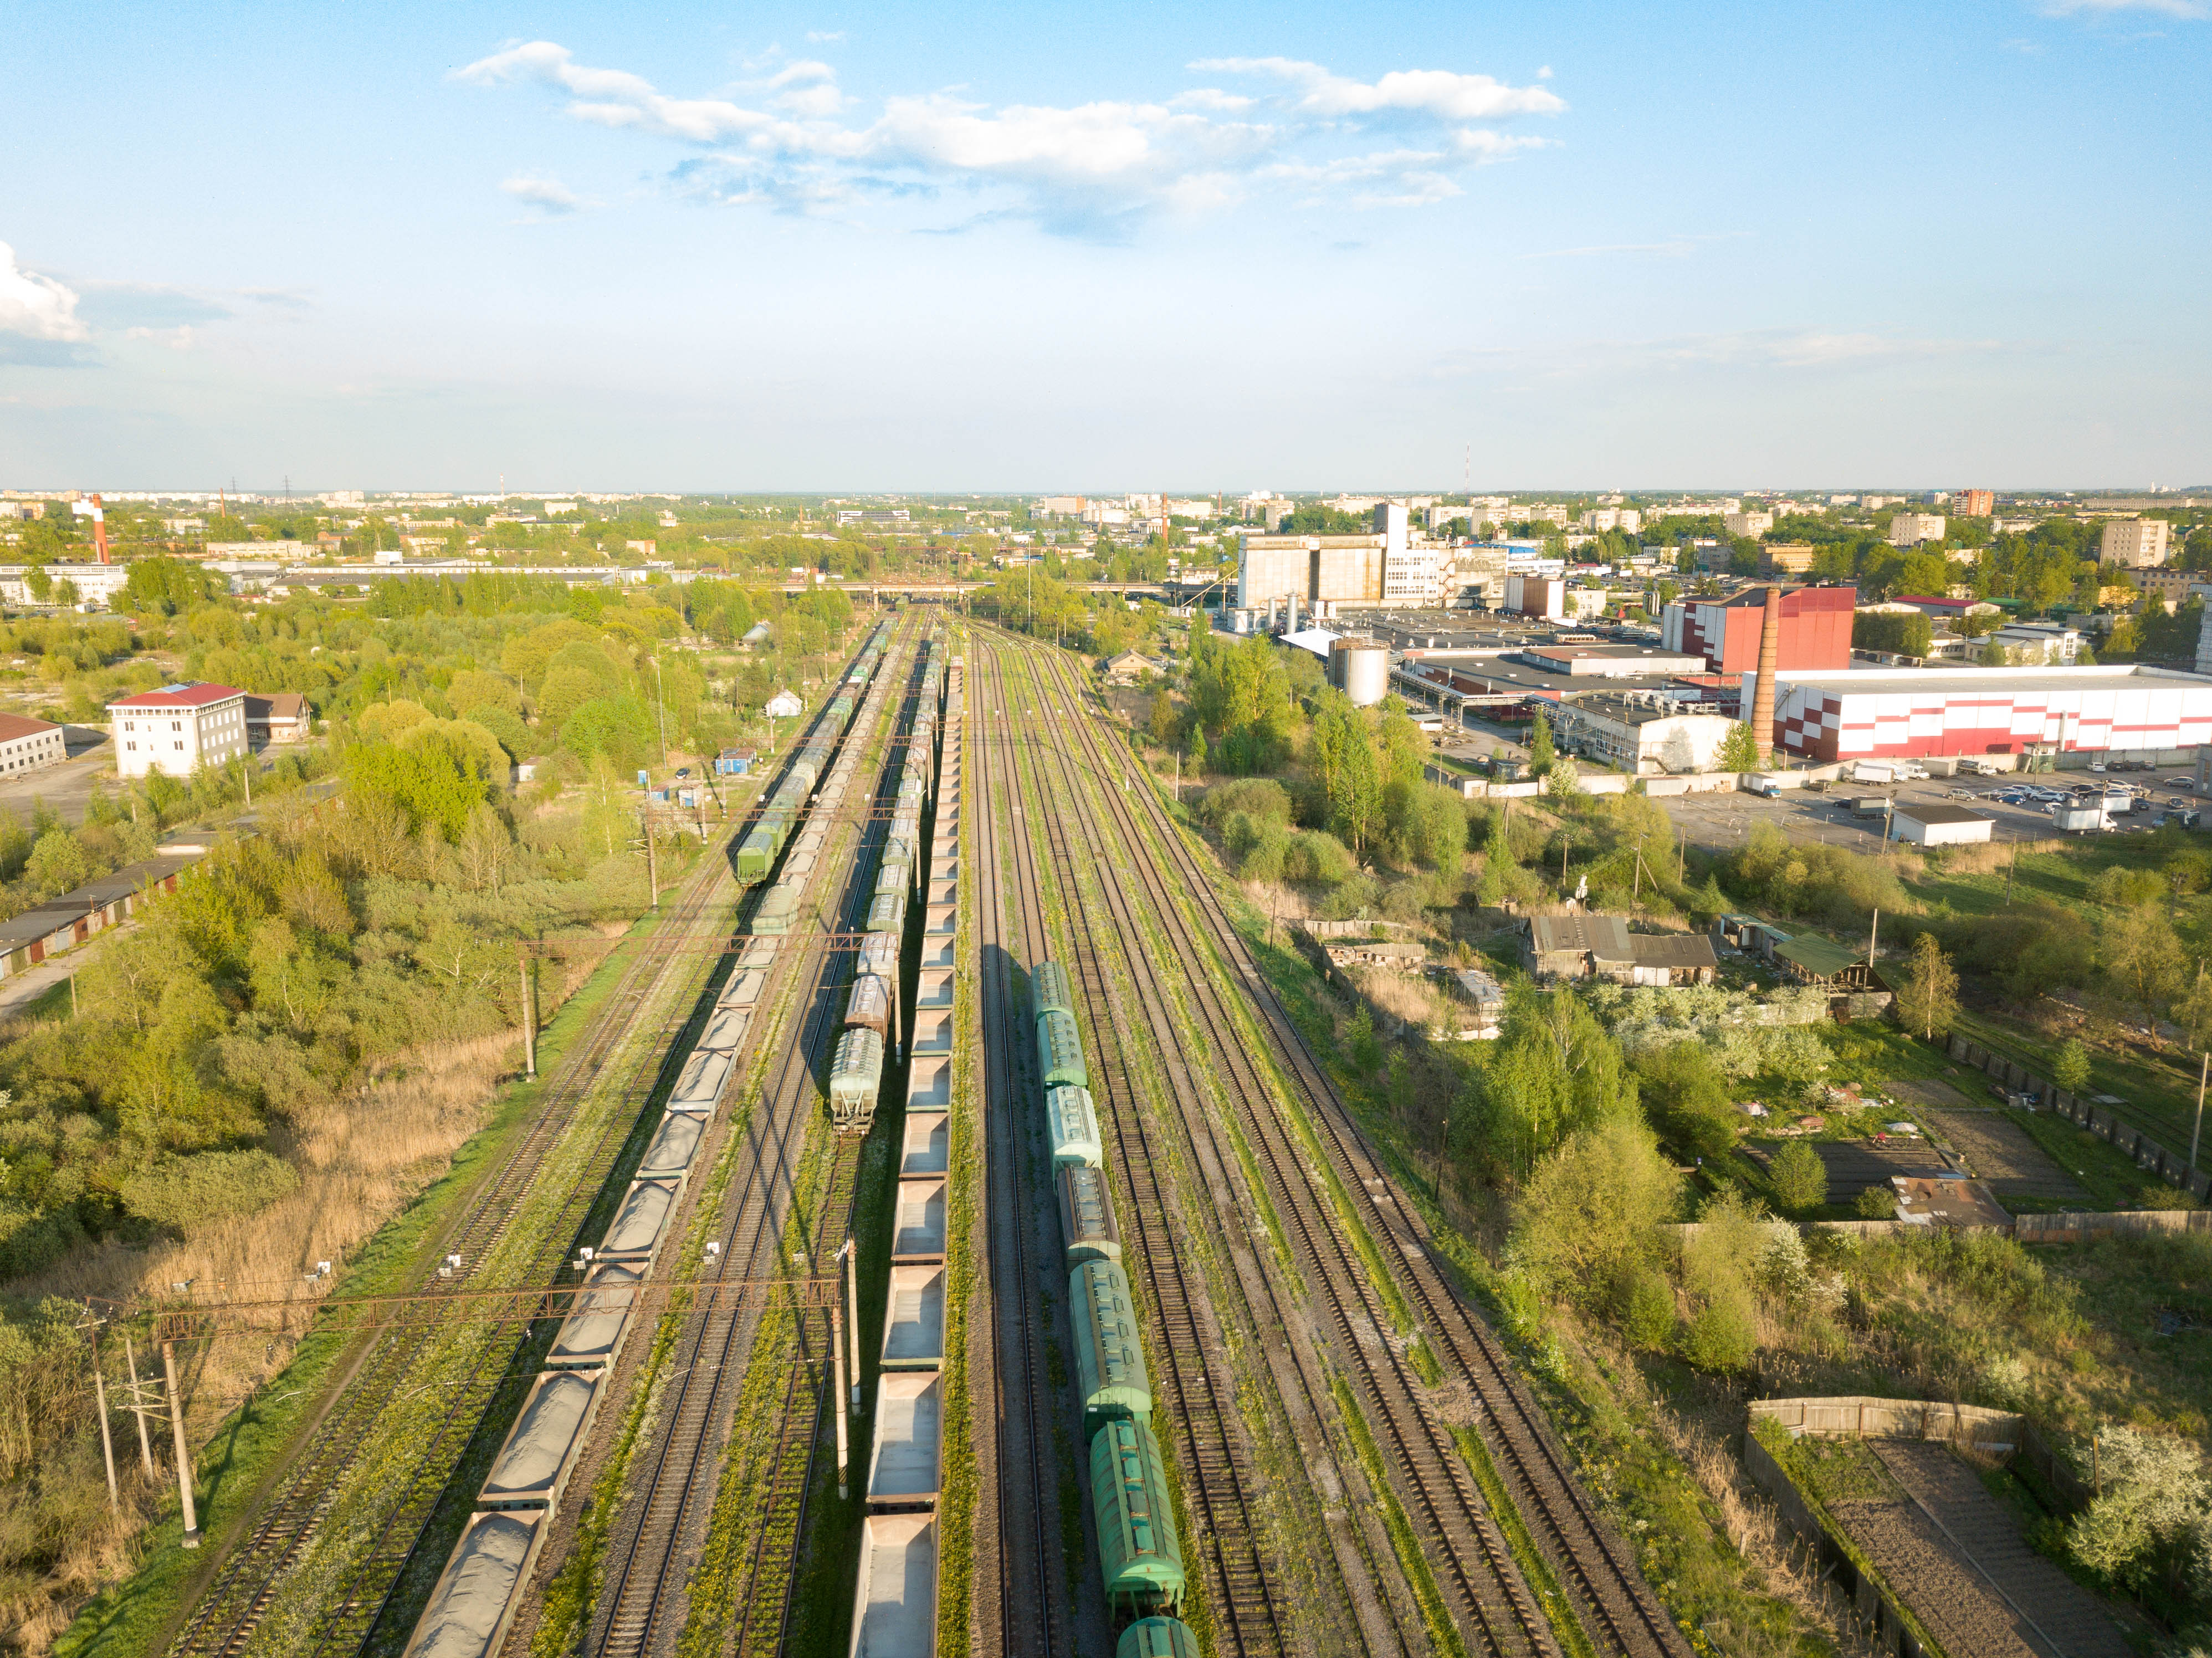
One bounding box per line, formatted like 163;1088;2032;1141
752;882;799;935
1056;1165;1121;1267
1090;1419;1184;1615
1071;1260;1150;1437
1037;1007;1087;1091
1030;959;1074;1022
735;813;789;883
1118;1620;1200;1658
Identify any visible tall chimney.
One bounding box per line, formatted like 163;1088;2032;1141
1752;584;1782;763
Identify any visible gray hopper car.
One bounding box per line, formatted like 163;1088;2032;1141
479;1369;602;1512
549;1263;642;1370
402;1510;544;1658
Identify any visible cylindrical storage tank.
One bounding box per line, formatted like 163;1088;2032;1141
844;973;892;1040
1031;959;1075;1021
1329;638;1390;708
1057;1165;1121;1267
829;1026;885;1130
636;1110;705;1180
754;883;800;935
1046;1084;1102;1169
1072;1259;1151;1437
1090;1419;1185;1616
1119;1619;1202;1658
1037;1007;1088;1091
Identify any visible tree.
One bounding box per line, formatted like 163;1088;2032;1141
1894;932;1960;1040
2103;903;2184;1025
1716;721;1760;772
1528;710;1555;774
2053;1037;2092;1096
1979;637;2011;666
1510;1118;1681;1308
1769;1140;1829;1215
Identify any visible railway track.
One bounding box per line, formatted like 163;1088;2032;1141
585;625;917;1658
1018;632;1695;1658
970;641;1071;1658
170;823;744;1658
980;644;1290;1657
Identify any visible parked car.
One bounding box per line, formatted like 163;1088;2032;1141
2165;776;2195;789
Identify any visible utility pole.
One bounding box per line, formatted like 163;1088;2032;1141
1868;907;1880;967
125;1334;154;1473
640;808;659;909
2191;1050;2206;1178
84;1323;118;1514
2005;837;2018;905
162;1339;200;1547
520;947;537;1079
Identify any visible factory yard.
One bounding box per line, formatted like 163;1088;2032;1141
1654;772;2205;855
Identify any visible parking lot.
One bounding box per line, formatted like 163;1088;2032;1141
1655;769;2206;856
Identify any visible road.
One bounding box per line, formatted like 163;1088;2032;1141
0;725;113;825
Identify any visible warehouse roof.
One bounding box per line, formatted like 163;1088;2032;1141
1893;802;1993;827
1629;933;1721;970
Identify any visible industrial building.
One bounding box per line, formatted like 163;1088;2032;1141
1234;505;1497;613
1888;802;1995;846
1661;585;1855;674
1769;664;2212;762
0;714;66;777
1547;694;1741;775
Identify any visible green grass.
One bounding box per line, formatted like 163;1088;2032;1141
54;900;677;1658
1949;1007;2206;1157
2004;1108;2188;1212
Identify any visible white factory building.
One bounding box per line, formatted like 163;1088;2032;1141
109;682;251;779
1768;665;2212;763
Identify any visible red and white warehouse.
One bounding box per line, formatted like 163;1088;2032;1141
1769;666;2212;761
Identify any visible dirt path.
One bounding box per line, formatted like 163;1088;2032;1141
1924;1112;2090;1205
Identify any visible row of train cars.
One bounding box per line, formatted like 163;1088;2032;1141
398;619;952;1658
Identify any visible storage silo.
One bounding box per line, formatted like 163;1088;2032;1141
1329;638;1390;707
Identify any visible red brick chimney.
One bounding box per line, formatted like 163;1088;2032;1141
1752;584;1781;763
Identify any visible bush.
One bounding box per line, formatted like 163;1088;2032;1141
1770;1140;1829;1214
1282;830;1356;887
1197;777;1292;830
117;1149;300;1236
1513;1120;1682;1309
1856;1184;1899;1219
1681;1296;1758;1372
1620;1265;1678;1351
1632;1039;1738;1158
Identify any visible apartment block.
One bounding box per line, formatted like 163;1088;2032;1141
2100;518;2172;569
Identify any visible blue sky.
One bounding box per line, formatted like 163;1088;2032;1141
2;0;2206;492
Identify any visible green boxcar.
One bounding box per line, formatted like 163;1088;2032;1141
1037;1007;1087;1091
1090;1419;1184;1616
735;815;787;883
1056;1165;1120;1267
1046;1084;1101;1169
874;863;907;899
865;890;907;934
1031;959;1074;1021
1118;1619;1200;1658
1071;1259;1150;1437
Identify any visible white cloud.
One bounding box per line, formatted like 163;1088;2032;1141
806;29;846;43
500;173;587;213
0;243;89;342
124;324;199;350
455;41;1563;235
1190;57;1565;120
2039;0;2205;16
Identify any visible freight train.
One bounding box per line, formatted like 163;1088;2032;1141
398;622;907;1658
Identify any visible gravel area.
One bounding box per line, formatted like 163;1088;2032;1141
1925;1111;2091;1205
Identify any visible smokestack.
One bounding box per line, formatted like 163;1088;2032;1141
1752;584;1781;763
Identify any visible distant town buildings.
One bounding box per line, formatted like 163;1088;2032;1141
1953;489;1994;517
2100;518;2172;569
1888;513;1948;547
1578;507;1642;534
109;682;250;780
1722;511;1774;538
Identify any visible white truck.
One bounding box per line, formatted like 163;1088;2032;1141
1851;760;1897;785
2055;802;2114;834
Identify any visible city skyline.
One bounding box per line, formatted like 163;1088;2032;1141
3;0;2208;488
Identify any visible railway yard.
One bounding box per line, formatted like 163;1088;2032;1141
108;611;1697;1658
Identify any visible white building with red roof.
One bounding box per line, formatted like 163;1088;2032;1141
109;682;249;779
0;714;66;778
